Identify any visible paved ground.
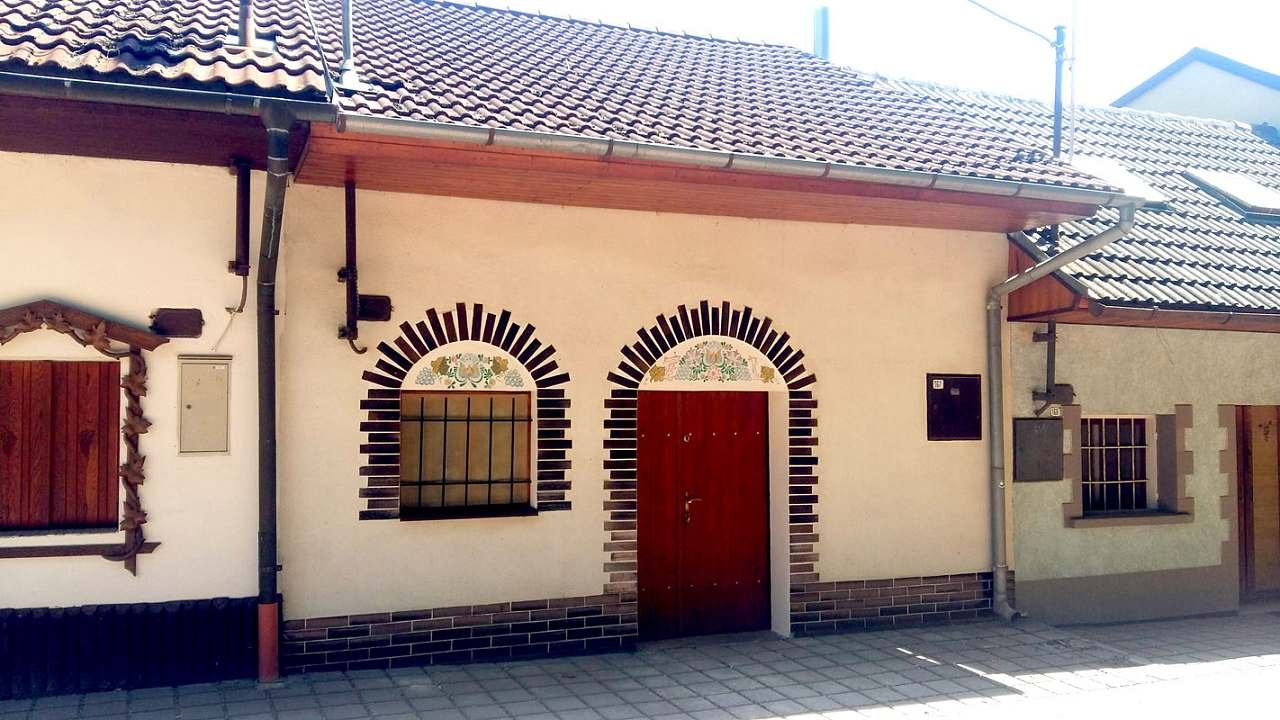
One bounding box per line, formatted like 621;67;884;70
4;610;1279;719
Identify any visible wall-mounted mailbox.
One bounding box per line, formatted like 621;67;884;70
1013;417;1064;482
150;308;205;338
926;373;982;441
179;355;230;454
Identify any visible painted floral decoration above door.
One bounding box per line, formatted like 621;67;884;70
646;340;777;384
414;352;525;389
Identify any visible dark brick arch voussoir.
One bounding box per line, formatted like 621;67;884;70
357;302;572;520
600;300;819;615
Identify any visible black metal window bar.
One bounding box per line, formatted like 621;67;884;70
1080;417;1152;514
399;391;534;519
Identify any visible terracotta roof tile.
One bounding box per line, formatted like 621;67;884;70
0;0;327;98
887;78;1280;313
313;0;1110;192
1;0;1114;194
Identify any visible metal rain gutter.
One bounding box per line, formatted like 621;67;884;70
0;69;334;122
335;112;1143;210
984;203;1138;621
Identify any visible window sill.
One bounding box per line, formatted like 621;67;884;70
400;505;540;521
0;526;119;538
1068;511;1194;528
0;541;160;559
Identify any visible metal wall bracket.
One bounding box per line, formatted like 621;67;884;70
1032;383;1076;405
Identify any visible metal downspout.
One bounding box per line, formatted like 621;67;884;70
256;104;294;683
985;204;1137;620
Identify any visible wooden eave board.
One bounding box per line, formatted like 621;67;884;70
0;95;309;170
1005;244;1087;320
296;126;1100;233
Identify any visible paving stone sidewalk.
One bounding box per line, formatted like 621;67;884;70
3;611;1279;720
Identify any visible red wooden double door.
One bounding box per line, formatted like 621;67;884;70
637;391;770;640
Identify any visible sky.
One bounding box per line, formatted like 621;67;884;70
494;0;1280;106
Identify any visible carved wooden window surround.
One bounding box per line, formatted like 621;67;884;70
0;300;165;573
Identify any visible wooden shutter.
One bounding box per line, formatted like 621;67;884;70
0;361;119;530
1;361;48;528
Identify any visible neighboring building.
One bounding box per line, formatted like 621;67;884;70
1113;47;1280;128
0;0;1130;697
895;79;1280;623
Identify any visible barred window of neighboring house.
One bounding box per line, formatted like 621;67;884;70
399;391;533;519
0;360;121;531
1080;416;1156;514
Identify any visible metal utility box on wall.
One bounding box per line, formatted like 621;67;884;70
179;356;230;454
1013;417;1064;482
926;374;982;441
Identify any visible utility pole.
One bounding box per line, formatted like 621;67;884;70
961;2;1073;412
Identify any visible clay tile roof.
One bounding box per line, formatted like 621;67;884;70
0;0;327;98
0;0;1115;193
885;78;1280;313
313;0;1113;192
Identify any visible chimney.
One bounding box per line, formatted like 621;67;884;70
813;6;830;61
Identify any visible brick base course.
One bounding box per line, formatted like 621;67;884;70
282;593;637;674
790;571;1015;635
284;571;1010;671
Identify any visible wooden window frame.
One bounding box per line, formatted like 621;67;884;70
398;390;536;521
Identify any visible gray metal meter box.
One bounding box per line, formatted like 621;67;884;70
179;356;231;454
1013;417;1064;482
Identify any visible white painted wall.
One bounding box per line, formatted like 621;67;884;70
1122;62;1280;126
1009;321;1280;582
0;150;1013;618
0;151;261;608
277;184;1009;620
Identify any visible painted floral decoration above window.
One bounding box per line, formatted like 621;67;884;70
647;340;777;384
414;353;525;389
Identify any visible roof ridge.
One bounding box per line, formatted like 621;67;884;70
422;0;798;51
876;73;1252;131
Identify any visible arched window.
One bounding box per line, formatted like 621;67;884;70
357;303;571;521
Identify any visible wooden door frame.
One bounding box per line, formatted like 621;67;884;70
1237;404;1280;603
1238;406;1252;600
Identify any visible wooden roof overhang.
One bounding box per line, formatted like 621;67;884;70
1006;244;1280;334
295;125;1103;233
0;95;310;170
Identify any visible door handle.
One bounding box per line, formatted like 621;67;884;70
684;491;703;525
